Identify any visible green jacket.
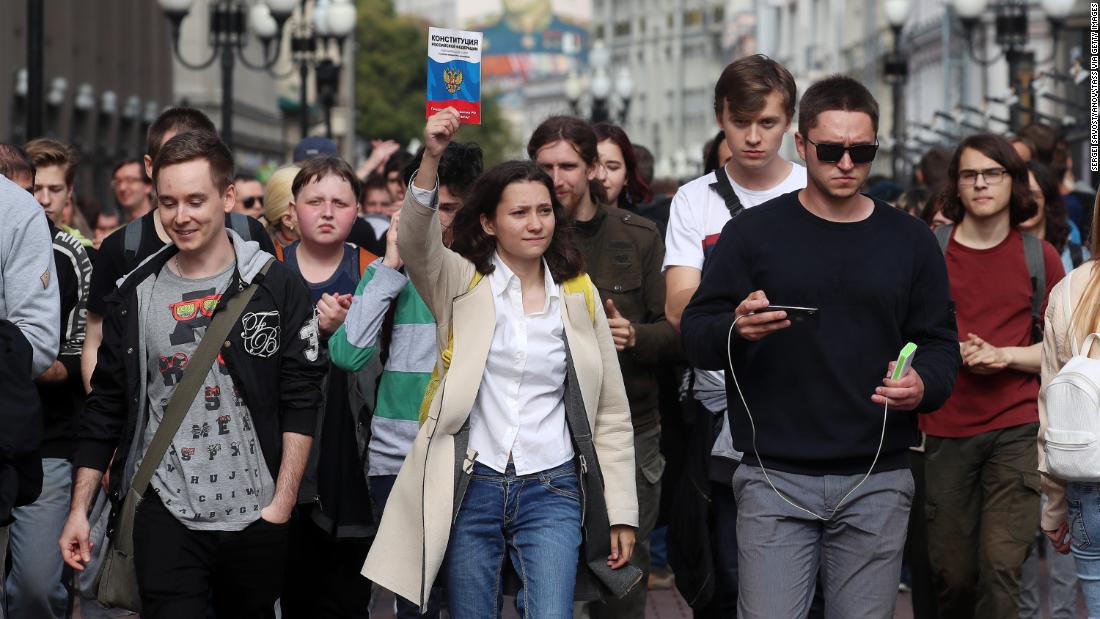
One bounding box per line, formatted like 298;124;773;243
573;204;679;433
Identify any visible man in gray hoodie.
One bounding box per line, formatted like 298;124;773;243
0;150;60;378
0;148;61;561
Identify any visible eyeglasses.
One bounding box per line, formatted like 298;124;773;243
958;168;1007;185
805;138;879;164
169;294;221;321
242;196;264;209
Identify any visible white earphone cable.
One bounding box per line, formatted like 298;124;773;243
727;315;888;521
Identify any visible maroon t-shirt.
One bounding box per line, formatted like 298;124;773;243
921;229;1064;438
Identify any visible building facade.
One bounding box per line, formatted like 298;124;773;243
756;0;1087;182
2;0;173;206
592;0;754;178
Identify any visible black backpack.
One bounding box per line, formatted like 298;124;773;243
0;321;44;524
122;212;255;271
665;171;748;609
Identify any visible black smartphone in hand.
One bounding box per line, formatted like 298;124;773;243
764;305;820;327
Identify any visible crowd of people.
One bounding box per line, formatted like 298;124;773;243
0;51;1097;619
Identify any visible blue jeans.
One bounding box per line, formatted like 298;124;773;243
445;461;582;619
1067;482;1100;617
4;458;71;619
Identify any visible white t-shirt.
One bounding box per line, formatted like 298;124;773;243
663;162;807;464
663;162;807;273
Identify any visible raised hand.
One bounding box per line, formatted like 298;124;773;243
424;108;460;159
382;212;403;270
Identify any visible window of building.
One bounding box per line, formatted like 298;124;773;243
614;20;632;36
684;9;704;27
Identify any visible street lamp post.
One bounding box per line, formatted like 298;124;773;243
26;0;44;140
291;0;356;140
949;0;1080;131
158;0;298;151
883;0;911;182
563;41;634;124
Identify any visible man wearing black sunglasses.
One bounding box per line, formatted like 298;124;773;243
233;174;265;220
681;75;961;617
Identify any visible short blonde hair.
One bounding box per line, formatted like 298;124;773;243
263;165;300;231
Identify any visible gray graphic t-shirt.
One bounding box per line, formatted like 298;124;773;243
140;262;274;531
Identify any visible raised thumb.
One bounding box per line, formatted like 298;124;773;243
605;298;621;318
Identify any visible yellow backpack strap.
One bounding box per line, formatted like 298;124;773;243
418;270;485;424
562;273;596;323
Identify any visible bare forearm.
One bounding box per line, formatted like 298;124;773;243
270;432;311;511
70;467;104;515
1005;342;1042;374
414;153;440;191
81;313;103;394
664;267;701;333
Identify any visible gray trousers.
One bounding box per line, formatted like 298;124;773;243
732;464;913;619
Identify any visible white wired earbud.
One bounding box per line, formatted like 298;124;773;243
727;315;888;521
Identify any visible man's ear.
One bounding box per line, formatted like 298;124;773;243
480;213;495;237
143;154;153;180
222;182;237;214
794;132;807;163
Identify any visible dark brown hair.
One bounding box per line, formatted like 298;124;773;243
403;142;484;198
713;54;797;121
526;115;607;205
147;107;216;161
25;138;79;187
593;122;653;206
917;147;951;192
798;75;879;138
940;133;1037;226
112;157;149;182
1018;122;1071;183
292;156;362;202
361;172;388;201
0;143;35;183
703;130;726;174
152;130;234;193
1026;160;1070;252
449;160;584;282
633;144;654;185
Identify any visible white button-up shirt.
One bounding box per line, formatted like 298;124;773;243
467;252;574;475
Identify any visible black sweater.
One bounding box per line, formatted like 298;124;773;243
681;191;960;475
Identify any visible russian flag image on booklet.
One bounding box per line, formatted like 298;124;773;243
426;27;483;124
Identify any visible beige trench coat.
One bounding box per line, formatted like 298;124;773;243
361;189;639;608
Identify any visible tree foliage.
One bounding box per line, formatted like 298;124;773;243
355;0;516;165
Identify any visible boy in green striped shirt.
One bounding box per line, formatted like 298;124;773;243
328;142;482;618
